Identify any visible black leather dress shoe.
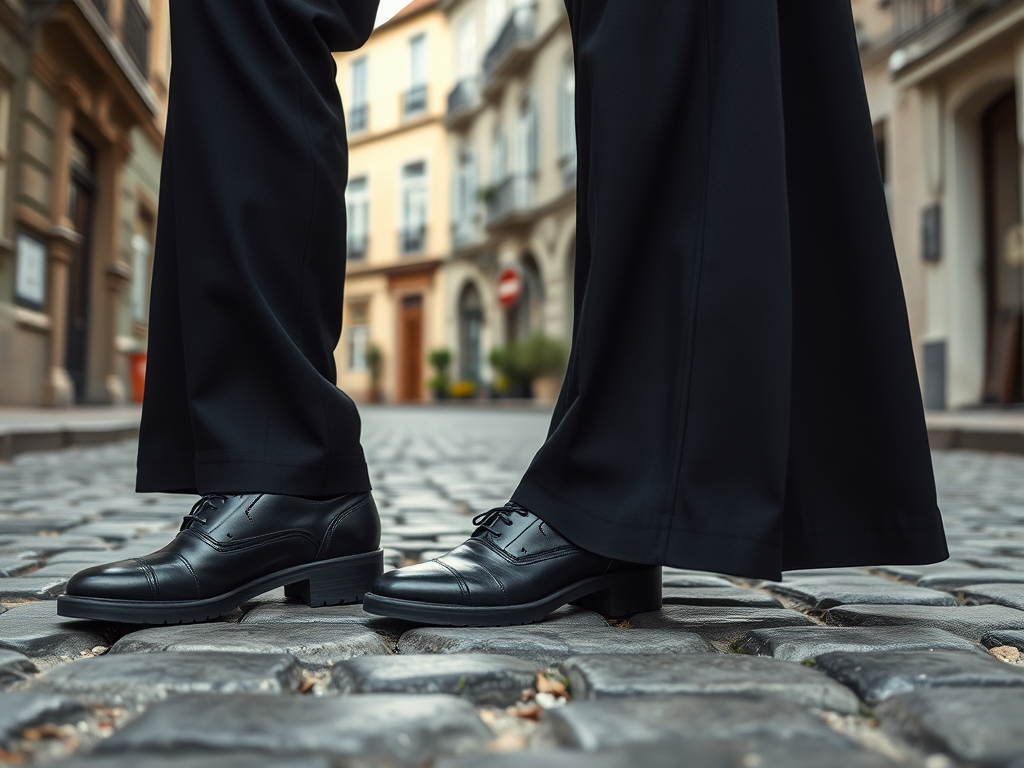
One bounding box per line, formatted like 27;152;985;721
57;492;382;624
362;502;661;626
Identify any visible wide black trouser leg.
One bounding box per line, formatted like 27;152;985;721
137;0;378;496
512;0;948;580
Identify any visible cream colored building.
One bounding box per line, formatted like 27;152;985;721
439;0;576;389
853;0;1024;409
334;0;452;402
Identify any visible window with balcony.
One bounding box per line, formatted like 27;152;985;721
516;91;538;177
485;0;508;47
404;33;428;118
453;146;479;247
349;57;369;133
347;301;371;371
123;0;151;77
400;162;428;255
346;176;369;261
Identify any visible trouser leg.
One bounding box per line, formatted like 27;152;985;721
137;0;379;496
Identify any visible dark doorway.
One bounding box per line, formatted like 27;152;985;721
398;294;424;401
459;282;483;383
982;91;1023;404
66;134;97;403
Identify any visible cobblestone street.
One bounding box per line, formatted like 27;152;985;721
2;406;1024;767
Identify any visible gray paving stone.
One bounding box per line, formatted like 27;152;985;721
915;569;1024;591
629;606;816;645
0;517;84;535
398;626;716;666
814;648;1024;705
0;692;91;747
332;653;539;706
0;556;39;576
98;693;492;765
544;694;862;751
762;576;958;610
823;604;1024;640
439;743;899;768
662;586;783;608
876;687;1024;767
110;623;389;670
62;755;335;768
0;574;69;601
562;653;859;713
956;582;1024;611
661;573;736;589
28;651;303;705
0;649;37;687
739;625;983;661
1;536;114;555
0;601;116;658
870;561;978;582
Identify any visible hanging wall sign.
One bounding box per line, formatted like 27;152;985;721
15;231;47;310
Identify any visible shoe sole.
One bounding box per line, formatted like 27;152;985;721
361;565;662;627
56;549;384;625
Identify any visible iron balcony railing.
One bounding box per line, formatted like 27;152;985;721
348;104;368;133
893;0;1012;46
483;4;536;84
486;175;534;226
403;85;428;119
446;77;480;124
122;0;150;78
400;225;427;255
451;216;482;250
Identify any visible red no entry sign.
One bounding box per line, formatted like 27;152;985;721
497;266;523;309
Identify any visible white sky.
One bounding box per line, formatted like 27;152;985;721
375;0;411;28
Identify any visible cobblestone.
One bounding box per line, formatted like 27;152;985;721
0;410;1023;765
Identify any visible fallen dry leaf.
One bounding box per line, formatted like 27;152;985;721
990;645;1023;664
300;674;317;693
0;745;27;764
505;703;542;721
536;673;567;697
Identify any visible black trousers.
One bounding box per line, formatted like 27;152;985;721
140;0;948;581
137;0;378;496
511;0;949;579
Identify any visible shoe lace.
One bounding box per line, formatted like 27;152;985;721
472;502;529;539
180;494;229;531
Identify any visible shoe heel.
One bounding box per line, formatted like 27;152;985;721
285;550;384;607
571;566;663;618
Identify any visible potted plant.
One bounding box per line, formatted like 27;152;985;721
365;343;384;403
449;380;478;399
515;333;569;403
489;345;529;399
427;348;452;400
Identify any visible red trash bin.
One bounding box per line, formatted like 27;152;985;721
129;351;147;404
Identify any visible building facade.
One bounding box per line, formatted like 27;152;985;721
0;0;169;406
439;0;576;390
334;0;452;403
853;0;1024;409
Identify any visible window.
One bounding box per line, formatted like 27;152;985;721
516;92;538;176
15;231;47;310
485;0;508;46
346;176;369;260
131;231;153;323
456;18;477;80
349;57;368;133
454;146;478;223
347;302;370;371
0;81;10;241
490;124;507;183
404;34;428;117
400;161;428;254
558;58;575;159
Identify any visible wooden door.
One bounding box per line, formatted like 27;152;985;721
982;91;1023;403
398;294;424;401
66;136;97;403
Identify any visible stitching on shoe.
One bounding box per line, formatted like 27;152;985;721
172;552;203;600
436;559;471;605
134;558;159;601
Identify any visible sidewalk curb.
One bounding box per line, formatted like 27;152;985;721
928;427;1024;456
0;421;140;461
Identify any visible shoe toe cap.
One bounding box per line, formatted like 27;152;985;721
65;559;156;601
370;561;471;605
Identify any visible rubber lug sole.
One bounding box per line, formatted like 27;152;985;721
56;549;384;624
361;565;662;627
